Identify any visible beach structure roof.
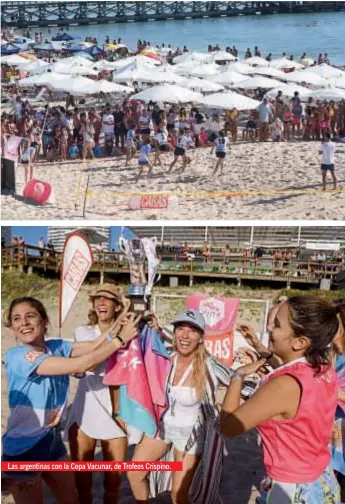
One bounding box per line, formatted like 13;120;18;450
197;91;260;110
307;63;345;79
244;56;270;67
18;71;67;88
264;84;312;100
48;75;99;95
307;87;345;101
226;62;256;75
284;70;329;87
178;77;224;92
251;66;287;80
131;84;202;103
230;76;283;89
270;58;304;70
94;79;134;94
208;69;248;85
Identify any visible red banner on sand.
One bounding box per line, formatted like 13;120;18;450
23;179;52;204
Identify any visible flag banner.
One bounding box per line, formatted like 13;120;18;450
103;326;171;436
186;296;240;366
59;232;93;328
4;135;22;162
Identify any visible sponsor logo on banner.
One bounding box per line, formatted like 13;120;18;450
186;296;240;366
59;233;93;328
141;195;169;209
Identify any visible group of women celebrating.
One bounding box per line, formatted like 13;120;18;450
2;282;345;504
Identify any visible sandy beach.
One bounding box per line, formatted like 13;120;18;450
2;141;344;221
1;282;275;504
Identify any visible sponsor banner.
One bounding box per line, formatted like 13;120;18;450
59;232;93;327
203;332;234;366
128;194;177;210
186;296;239;333
306;242;340;251
2;461;182;472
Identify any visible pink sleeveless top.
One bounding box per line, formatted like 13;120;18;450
258;359;337;483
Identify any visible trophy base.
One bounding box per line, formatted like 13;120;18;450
130;296;149;316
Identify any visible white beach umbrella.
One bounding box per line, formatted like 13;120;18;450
52;62;99;76
226;62;256;75
264;84;311;100
252;66;287;80
211;50;237;62
111;55;160;70
198;91;260;110
131;84;202;104
93;60;118;71
1;54;29;65
18;71;67;87
58;55;95;67
330;77;345;90
270;58;304;70
284;70;329;87
173;51;212;65
112;61;161;82
307;87;345;102
230;76;283;89
154;66;185;84
188;63;220;78
94;79;134;94
178;77;224;92
307;63;345;79
244;56;270;67
208;69;247;86
16;59;50;72
48;75;99;95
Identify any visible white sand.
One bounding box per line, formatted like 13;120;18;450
2;141;344;220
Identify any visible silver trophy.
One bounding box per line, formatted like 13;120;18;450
119;236;160;315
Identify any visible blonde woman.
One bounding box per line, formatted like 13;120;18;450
66;284;136;504
127;309;233;504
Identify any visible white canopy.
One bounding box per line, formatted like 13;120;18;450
112;61;163;82
264;84;312;100
48;75;99;95
270;58;304;70
284;70;329;87
111;55;160;70
178;77;224;92
211;50;237;62
1;54;30;66
330;77;345;90
131;84;202;103
208;69;247;86
155;66;185;84
16;59;50;72
244;56;270;67
93;79;134;94
307;87;345;102
173;51;212;65
92;60;118;71
188;63;221;78
226;62;256;75
52;62;99;76
252;66;287;80
307;63;345;79
230;76;283;89
18;72;67;87
198;91;260;110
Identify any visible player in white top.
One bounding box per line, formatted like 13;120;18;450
168;128;195;173
153;129;171;166
66;284;132;504
319;132;337;190
211;130;230;175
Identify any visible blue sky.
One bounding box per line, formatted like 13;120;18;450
11;227;135;250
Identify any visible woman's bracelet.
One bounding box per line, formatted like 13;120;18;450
232;369;245;381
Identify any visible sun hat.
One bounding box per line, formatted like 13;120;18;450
89;283;123;304
172;309;206;333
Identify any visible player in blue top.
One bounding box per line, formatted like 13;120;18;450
2;296;140;504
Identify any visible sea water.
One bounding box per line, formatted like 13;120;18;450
36;11;345;64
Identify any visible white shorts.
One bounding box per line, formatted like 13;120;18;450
157;421;205;455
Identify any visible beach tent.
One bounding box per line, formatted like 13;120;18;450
197;91;260;110
131;84;202;103
48;75;99;95
270;58;304;70
18;71;67;87
251;66;287;80
211;50;237;62
264;84;312;100
93;79;134;94
208;69;249;86
178;77;224;92
1;43;22;55
307;63;345;79
230;76;283;89
226;62;256;75
188;63;221;78
307;87;345;101
284;70;329;87
244;56;270;67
